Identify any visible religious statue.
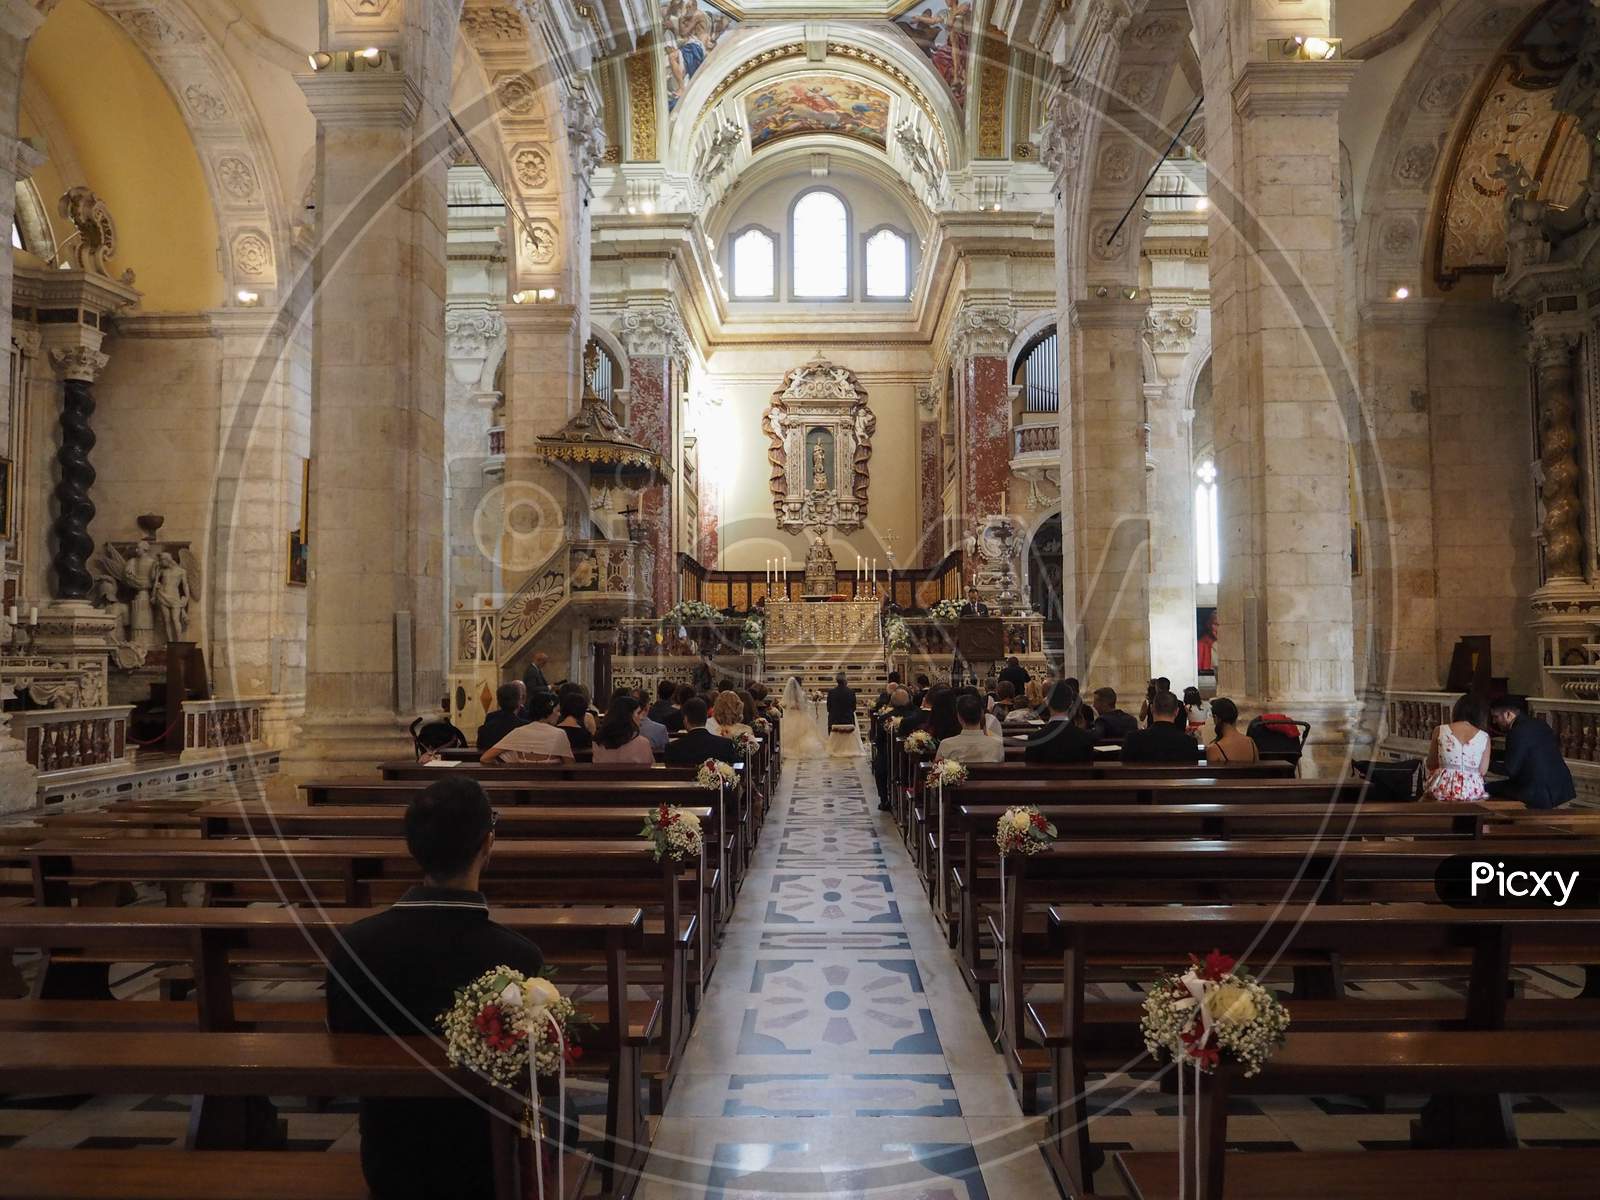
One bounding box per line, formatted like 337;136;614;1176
93;539;159;651
810;440;829;491
153;552;191;643
91;577;148;670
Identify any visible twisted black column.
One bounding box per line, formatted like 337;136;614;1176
52;376;97;599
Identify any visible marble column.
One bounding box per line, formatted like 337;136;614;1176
293;51;449;765
1144;307;1198;688
500;301;583;579
1531;333;1584;581
1068;296;1151;697
916;383;942;569
1196;21;1362;770
951;305;1016;586
617;302;688;613
1357;298;1440;692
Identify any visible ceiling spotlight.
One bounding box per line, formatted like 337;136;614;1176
1393;286;1411;300
307;51;333;71
1287;35;1339;61
236;289;261;306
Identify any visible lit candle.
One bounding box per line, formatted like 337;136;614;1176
5;605;14;624
28;606;36;626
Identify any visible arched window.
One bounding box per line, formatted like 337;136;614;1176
1194;458;1220;586
791;189;848;298
731;227;775;299
864;227;909;298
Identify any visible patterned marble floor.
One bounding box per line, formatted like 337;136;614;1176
636;756;1061;1199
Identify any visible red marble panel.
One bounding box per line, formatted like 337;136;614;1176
963;355;1010;527
630;355;674;612
918;418;941;566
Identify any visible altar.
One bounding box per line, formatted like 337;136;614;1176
765;599;882;650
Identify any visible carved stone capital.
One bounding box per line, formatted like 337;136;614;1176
616;304;690;364
1037;88;1086;184
915;378;940;416
949;304;1017;359
48;345;109;382
1144;305;1197;381
562;87;606;198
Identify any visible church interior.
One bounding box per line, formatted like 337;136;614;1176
3;0;1600;1196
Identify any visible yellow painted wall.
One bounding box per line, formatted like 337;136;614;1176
24;0;222;310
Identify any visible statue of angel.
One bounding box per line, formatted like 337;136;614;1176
93;539;159;650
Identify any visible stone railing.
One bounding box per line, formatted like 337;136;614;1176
1014;423;1059;456
181;697;267;762
12;705;132;776
1379;689;1600;803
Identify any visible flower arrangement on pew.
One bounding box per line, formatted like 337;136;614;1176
697;758;737;790
733;730;760;758
1140;950;1290;1077
995;805;1056;856
929;757;968;788
752;716;771;736
904;729;936;756
441;967;585;1200
641;804;704;863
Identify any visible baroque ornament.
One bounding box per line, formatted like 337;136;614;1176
1091;218;1130;261
1392;140;1438;187
1418;72;1470;114
1116;67;1159;109
951;305;1016;358
563;88;607;194
460;5;525;39
496;73;539;115
762;358;874;534
216;156;257;200
1144;307;1197;356
1038;89;1085;182
519;219;557;265
232;232;271;278
116;8;185;46
513;146;549;190
444;307;503;360
1381;217;1417;257
57;186;117;275
1098;139;1135;184
184;83;228;122
617;305;690;362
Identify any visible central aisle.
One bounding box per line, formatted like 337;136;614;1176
638;757;1058;1198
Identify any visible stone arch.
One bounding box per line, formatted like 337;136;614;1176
1077;0;1197;288
88;0;291;297
1356;0;1548;303
1007;309;1056;374
455;0;594;299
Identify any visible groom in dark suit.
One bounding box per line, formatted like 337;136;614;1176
826;672;857;731
1487;695;1575;809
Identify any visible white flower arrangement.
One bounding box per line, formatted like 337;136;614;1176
995;805;1056;856
697;758;737;790
929;597;965;623
733;729;760;757
742;614;765;649
904;729;936;755
752;716;771;735
663;600;721;627
884;614;912;652
439;966;582;1086
929;757;968;788
641;804;704;862
1139;951;1290;1077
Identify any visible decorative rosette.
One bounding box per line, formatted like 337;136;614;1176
995;805;1056;856
904;729;935;755
641;804;704;862
439;967;583;1086
929;757;968;788
1139;951;1290;1077
697;758;737;790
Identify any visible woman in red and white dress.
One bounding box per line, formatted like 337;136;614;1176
1424;693;1491;802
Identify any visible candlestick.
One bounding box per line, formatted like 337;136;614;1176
28;606;37;626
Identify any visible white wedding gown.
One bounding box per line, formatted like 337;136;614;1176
780;677;865;760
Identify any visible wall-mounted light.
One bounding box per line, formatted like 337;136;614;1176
1276;35;1341;61
236;289;261;307
511;290;533;304
510;288;561;305
1393;286;1411;300
1195;196;1210;211
1122;287;1139;301
358;47;384;63
537;287;557;302
307;51;333;71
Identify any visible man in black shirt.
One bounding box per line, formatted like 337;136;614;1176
1088;687;1138;741
1120;691;1201;763
475;681;528;752
648;678;684;733
1488;695;1576;810
326;777;547;1200
998;656;1031;696
1025;681;1095;763
663;696;738;766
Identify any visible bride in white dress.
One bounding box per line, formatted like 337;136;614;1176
781;676;827;760
780;676;866;760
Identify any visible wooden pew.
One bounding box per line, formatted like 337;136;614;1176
1116;1030;1600;1200
23;838;697;1109
0;1030;590;1200
0;905;644;1189
1025;903;1600;1195
947;800;1515;1006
